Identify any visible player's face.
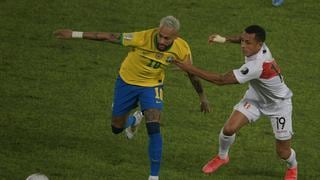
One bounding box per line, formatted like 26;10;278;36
157;26;178;51
240;32;263;57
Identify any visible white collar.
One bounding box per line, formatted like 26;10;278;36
245;43;271;61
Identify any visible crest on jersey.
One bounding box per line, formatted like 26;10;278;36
123;33;133;40
241;67;249;75
166;56;174;63
155;53;163;59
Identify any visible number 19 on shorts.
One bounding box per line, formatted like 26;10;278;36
276;117;286;130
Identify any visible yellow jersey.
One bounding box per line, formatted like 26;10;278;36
119;28;191;87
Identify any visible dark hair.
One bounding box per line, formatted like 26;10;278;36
245;25;266;42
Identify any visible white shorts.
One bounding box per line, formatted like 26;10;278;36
234;98;293;140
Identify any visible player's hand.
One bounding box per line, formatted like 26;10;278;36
53;29;73;39
200;100;211;113
208;34;226;44
171;59;191;72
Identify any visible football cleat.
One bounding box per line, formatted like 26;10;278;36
272;0;284;7
148;176;159;180
125;111;143;139
202;155;229;174
284;166;297;180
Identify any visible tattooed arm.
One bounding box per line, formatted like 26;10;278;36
183;56;211;113
187;72;211;113
53;29;122;44
82;32;121;44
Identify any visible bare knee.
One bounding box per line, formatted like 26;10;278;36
143;108;161;123
222;110;249;136
144;109;161;137
222;125;237;136
111;125;123;134
111;115;128;134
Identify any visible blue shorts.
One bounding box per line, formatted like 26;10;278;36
112;76;164;116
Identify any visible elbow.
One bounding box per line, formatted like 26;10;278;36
208;79;225;86
208;74;227;86
212;81;226;86
215;82;226;86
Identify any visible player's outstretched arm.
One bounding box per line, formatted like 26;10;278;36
173;59;239;86
208;34;241;44
53;29;122;44
53;29;73;39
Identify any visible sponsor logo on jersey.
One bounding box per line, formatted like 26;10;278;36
241;67;249;75
166;56;174;63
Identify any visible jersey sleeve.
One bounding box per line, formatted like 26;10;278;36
176;39;192;63
233;61;263;84
185;44;192;62
121;31;146;47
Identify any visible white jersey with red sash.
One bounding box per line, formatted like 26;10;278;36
233;43;293;105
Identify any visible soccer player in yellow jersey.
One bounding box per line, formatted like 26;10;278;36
54;16;211;180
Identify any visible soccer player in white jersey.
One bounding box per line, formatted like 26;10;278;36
171;25;297;180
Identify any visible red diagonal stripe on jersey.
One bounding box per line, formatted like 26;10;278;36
260;61;281;79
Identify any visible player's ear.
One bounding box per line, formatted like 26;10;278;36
256;39;263;46
173;33;179;40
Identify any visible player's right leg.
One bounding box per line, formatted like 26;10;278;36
125;111;144;139
202;99;259;174
111;76;141;135
112;111;144;137
202;110;249;174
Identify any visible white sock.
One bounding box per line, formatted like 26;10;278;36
148;175;159;180
218;129;235;159
286;148;298;168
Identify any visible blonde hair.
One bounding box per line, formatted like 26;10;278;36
159;15;180;31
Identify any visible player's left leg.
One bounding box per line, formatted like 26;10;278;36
276;140;297;180
144;109;162;180
139;85;163;180
269;99;297;179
